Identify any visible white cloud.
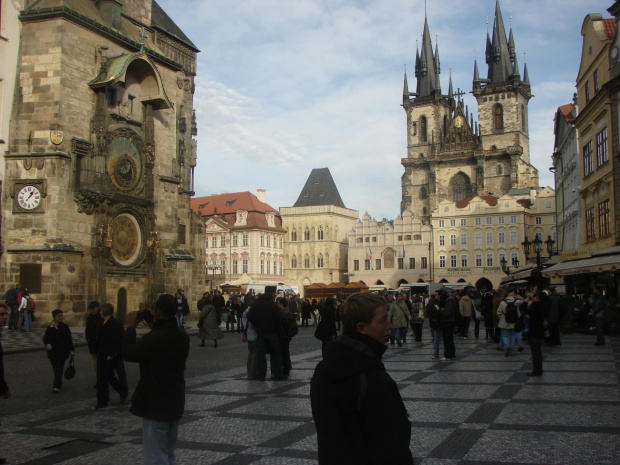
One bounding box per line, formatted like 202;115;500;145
159;0;613;217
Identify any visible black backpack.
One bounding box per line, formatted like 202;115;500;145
286;312;298;338
504;301;519;324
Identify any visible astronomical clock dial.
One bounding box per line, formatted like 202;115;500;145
110;213;142;266
16;185;42;211
107;134;143;191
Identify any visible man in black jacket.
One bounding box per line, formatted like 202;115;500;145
247;292;284;381
0;303;10;464
123;294;190;465
43;309;74;393
85;301;101;387
95;303;128;408
310;292;413;465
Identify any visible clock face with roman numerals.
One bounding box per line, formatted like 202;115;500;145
107;134;143;191
16;185;42;211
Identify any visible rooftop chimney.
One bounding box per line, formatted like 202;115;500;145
256;189;266;203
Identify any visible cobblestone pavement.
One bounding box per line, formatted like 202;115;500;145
1;330;618;464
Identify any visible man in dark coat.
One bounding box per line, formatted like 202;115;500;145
0;303;10;464
95;303;128;408
123;294;190;465
247;292;284;380
310;292;413;465
43;309;74;392
85;301;101;387
525;292;547;376
438;291;459;360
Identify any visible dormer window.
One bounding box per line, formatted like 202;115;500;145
235;210;248;226
265;212;275;228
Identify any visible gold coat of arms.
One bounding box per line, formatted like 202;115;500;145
50;130;64;145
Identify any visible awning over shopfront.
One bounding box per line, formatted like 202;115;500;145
500;265;536;285
542;254;620;278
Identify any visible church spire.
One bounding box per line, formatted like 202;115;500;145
415;16;439;97
473;59;481;86
523;62;530;85
403;68;410;103
487;0;514;83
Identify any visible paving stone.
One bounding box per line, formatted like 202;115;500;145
1;333;618;464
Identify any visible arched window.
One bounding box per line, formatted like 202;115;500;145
291;229;297;241
304;228;310;241
521;104;526;132
304;255;310;268
420;116;427;142
291;255;297;268
317;254;324;268
494;104;503;130
448;172;473;202
317;227;324;240
443;115;448;136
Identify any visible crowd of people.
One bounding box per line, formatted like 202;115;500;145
0;283;612;465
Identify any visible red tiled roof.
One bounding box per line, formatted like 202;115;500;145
517;199;532;208
454;195;498;209
602;18;617;39
191;192;285;232
559;103;575;123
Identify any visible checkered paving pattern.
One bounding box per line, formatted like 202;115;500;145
1;334;618;464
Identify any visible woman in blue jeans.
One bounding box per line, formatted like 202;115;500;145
426;293;441;359
19;290;32;332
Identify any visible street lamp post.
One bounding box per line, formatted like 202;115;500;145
344;271;355;283
500;256;520;276
206;261;222;291
521;235;558;290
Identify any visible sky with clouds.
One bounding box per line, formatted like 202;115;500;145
157;0;612;220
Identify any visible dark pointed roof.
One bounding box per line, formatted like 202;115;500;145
487;0;513;83
151;1;199;51
293;168;346;208
415;17;439;97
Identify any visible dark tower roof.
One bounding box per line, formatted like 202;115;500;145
151;1;198;51
293;168;346;208
486;0;514;83
415;17;440;97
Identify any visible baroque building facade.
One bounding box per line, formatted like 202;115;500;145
281;168;358;294
552;102;581;252
1;0;203;324
432;188;556;291
346;210;433;290
190;190;286;289
400;1;539;223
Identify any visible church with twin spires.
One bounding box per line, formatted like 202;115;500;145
400;0;539;222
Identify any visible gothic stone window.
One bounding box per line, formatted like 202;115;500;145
420;115;427;142
317;227;324;240
304;228;310;241
448;172;472;203
291;229;297;241
494;104;503;130
291;255;297;268
304;255;310;268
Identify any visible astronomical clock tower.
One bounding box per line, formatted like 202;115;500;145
1;0;204;323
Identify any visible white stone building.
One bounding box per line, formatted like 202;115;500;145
347;210;433;290
191;190;286;289
281;168;358;295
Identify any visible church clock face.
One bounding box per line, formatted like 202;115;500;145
107;134;143;191
110;213;142;266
